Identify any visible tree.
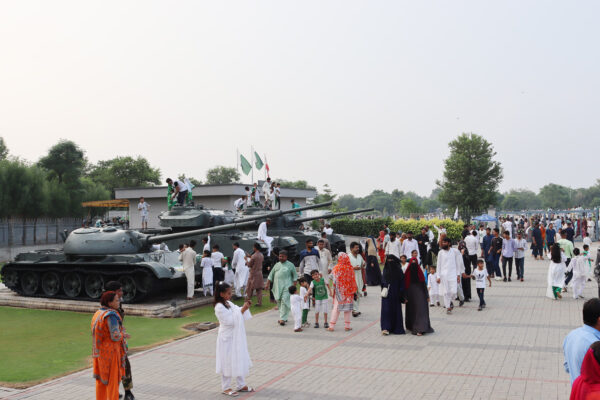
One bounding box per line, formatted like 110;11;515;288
88;156;161;192
205;166;240;184
313;184;337;204
178;174;202;187
500;189;541;211
538;183;571;209
276;179;315;189
337;194;361;211
38;140;86;185
437;133;503;220
398;197;423;217
0;137;8;160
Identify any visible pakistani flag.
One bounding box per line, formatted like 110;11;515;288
240;154;252;175
254;152;264;170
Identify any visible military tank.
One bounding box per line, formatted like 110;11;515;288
157;202;336;270
0;220;259;304
237;207;374;260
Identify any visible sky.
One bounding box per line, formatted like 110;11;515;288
1;1;599;198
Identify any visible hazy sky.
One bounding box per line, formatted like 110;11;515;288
1;1;599;197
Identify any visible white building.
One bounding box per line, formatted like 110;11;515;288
115;183;317;229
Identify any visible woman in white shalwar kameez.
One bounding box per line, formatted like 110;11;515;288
546;244;567;300
214;281;254;396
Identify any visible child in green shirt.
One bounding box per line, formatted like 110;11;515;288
307;269;331;328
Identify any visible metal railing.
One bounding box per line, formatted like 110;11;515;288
0;218;81;247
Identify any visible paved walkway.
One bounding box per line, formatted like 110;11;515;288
4;250;596;399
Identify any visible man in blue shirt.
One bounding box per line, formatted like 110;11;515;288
546;223;556;249
481;228;494;276
564;298;600;383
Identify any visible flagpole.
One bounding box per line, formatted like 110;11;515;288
250;146;254;184
264;154;267;179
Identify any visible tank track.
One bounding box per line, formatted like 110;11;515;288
1;263;163;303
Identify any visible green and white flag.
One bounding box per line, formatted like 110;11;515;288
240;154;252;175
254;152;264;170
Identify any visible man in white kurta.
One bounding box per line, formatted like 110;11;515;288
232;244;249;297
348;242;365;316
436;238;462;314
317;239;333;284
400;232;420;260
257;220;273;256
179;241;198;299
384;233;402;259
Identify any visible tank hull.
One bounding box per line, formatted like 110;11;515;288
1;249;188;303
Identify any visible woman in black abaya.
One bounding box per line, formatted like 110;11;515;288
380;254;405;335
404;254;434;336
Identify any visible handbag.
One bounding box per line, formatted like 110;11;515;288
381;285;390;298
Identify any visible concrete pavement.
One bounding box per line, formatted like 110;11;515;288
3;250;596;399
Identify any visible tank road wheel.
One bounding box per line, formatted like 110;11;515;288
135;271;153;295
118;276;137;303
2;268;18;289
84;274;104;299
21;271;40;295
63;272;82;298
41;272;61;296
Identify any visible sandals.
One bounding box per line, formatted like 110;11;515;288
237;386;255;393
345;327;353;331
222;390;239;397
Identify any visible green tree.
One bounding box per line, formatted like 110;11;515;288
38;140;86;185
88;156;161;192
337;194;361;211
178;174;202;187
436;133;503;220
205;166;240;184
276;179;315;189
313;184;337;204
500;189;541;210
538;183;571;209
398;197;423;217
0;137;8;160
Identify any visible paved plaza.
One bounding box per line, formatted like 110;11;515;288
3;249;598;400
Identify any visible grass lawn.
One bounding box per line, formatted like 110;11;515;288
0;294;272;386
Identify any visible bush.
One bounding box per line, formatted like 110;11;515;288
330;218;392;237
390;218;464;241
331;217;464;241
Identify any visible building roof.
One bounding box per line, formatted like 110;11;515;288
115;183;316;200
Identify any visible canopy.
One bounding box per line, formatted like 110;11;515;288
81;199;129;208
472;214;497;222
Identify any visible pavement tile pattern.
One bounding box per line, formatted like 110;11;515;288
3;248;597;400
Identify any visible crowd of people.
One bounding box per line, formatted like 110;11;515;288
89;211;600;398
232;178;304;213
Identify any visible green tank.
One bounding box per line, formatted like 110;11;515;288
0;221;258;303
156;202;336;268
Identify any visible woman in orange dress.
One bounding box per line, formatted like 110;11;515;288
377;231;386;264
91;291;127;400
327;253;358;332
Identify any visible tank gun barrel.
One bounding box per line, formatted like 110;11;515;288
233;201;333;223
294;208;374;223
147;220;259;244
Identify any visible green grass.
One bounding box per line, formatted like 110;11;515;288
0;295;272;386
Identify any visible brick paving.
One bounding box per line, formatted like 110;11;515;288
3;247;598;400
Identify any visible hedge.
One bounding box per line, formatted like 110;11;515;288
331;218;464;241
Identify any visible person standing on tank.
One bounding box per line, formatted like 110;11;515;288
165;178;188;206
262;178;272;207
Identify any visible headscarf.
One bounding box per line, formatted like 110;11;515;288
331;252;358;299
378;231;385;242
570;347;600;400
404;257;425;288
383;254;404;285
